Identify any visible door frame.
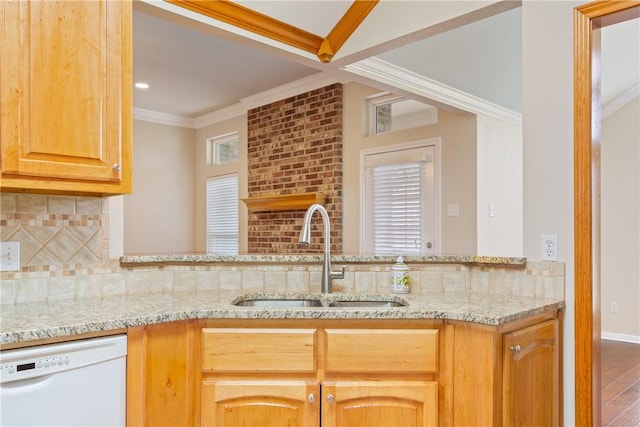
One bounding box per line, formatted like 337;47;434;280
573;1;639;425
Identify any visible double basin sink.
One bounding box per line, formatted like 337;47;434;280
232;294;408;308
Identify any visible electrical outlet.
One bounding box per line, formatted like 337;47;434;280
0;241;21;272
542;234;558;261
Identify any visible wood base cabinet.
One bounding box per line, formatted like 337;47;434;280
126;313;560;427
448;314;560;427
0;0;132;195
199;380;437;427
199;323;440;427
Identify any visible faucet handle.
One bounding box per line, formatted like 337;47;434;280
331;265;346;280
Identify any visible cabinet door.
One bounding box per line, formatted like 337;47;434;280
322;381;437;427
0;0;132;193
201;380;319;427
503;319;559;427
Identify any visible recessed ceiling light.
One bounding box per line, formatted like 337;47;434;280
134;82;149;89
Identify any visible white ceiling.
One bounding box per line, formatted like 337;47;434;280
133;7;318;116
132;1;639;124
601;18;640;106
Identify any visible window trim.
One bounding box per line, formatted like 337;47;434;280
367;93;405;136
206;132;239;166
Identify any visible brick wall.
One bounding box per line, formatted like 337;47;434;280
247;83;343;253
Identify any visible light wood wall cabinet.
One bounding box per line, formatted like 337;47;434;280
127;314;560;427
0;0;132;195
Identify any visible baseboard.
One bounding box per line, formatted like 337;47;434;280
601;331;640;344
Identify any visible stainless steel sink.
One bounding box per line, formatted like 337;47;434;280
233;298;323;308
232;294;408;308
327;300;406;308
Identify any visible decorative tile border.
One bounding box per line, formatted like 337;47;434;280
0;194;108;270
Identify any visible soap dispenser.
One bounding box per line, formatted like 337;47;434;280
391;256;409;294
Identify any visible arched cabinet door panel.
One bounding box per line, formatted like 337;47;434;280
503;319;559;427
201;380;319;427
321;381;438;427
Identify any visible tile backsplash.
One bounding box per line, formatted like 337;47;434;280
0;259;565;306
0;194;109;271
0;195;565;308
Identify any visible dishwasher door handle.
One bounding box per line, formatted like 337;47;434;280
1;374;54;393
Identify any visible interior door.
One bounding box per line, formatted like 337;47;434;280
362;140;439;255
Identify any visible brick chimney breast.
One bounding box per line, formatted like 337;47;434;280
247;83;343;254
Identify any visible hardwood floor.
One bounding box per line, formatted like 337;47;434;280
602;339;640;426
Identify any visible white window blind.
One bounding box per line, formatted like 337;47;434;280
367;162;426;255
206;174;239;255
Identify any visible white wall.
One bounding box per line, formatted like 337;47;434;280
124;120;196;254
476;114;523;256
601;96;640;340
342;82;478;255
522;2;582;424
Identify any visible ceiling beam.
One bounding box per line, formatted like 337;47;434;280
165;0;378;63
320;0;379;62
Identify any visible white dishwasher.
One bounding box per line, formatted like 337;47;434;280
0;335;127;427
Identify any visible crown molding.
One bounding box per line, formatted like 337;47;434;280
194;103;246;129
343;57;522;125
136;59;528;130
134;71;348;129
239;70;346;111
133;108;195;128
603;84;639;119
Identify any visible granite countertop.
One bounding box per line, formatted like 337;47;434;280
119;254;527;267
0;289;563;346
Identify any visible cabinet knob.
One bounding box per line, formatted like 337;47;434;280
510;344;521;354
112;163;122;172
326;394;335;403
308;393;315;403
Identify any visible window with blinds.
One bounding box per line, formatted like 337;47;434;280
367;162;426;255
206;174;239;255
363;143;437;255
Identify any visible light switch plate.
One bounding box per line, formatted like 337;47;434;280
447;203;459;217
0;242;21;271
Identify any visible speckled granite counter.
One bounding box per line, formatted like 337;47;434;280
120;254;527;267
0;289;563;347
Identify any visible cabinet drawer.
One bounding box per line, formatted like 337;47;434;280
202;328;317;372
324;329;438;373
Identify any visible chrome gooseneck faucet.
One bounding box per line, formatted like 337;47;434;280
299;204;345;293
